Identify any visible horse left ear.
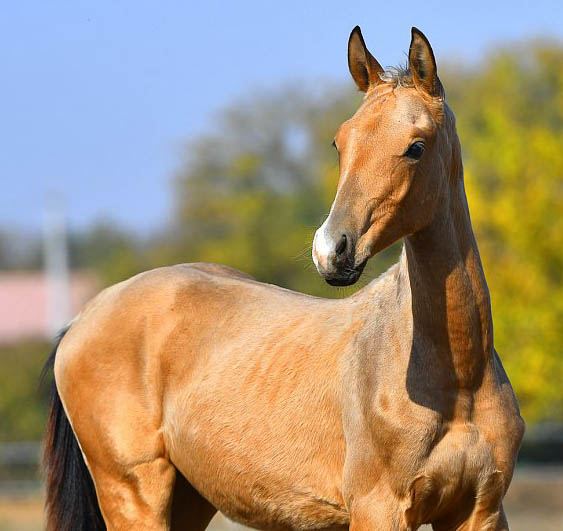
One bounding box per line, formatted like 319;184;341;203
408;27;444;98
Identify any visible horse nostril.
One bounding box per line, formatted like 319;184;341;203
335;234;347;256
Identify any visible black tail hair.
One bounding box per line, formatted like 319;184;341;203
41;327;106;531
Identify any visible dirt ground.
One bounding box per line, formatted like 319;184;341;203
0;466;561;531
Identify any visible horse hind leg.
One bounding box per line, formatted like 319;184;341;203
45;363;177;529
60;388;215;530
74;431;216;531
56;372;178;529
84;448;176;530
50;324;216;529
170;472;218;531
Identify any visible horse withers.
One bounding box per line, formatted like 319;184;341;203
43;27;524;531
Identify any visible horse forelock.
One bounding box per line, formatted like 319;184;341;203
363;63;446;125
378;63;414;88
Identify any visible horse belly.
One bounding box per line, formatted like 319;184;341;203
189;466;349;531
163;358;349;530
169;425;349;530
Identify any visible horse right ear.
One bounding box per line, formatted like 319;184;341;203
348;26;384;92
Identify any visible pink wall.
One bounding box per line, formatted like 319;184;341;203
0;272;98;344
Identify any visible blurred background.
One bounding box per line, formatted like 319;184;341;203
0;1;561;530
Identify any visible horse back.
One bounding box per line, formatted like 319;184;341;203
53;263;351;530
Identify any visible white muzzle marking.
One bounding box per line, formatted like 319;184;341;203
312;219;335;272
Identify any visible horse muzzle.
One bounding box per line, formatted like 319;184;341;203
312;223;366;286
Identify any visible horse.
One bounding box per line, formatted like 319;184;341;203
42;27;524;531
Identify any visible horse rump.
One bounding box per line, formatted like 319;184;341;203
41;327;106;531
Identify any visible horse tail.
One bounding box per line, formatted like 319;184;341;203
41;327;106;531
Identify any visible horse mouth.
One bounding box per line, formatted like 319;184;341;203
324;259;367;287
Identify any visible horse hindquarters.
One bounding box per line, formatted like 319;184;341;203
42;329;106;531
43;326;218;530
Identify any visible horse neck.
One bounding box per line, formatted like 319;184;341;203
401;156;493;392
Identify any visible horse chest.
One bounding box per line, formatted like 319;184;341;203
425;423;497;486
340;376;519;525
369;399;516;526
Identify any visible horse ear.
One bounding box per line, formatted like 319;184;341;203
408;27;443;98
348;26;384;92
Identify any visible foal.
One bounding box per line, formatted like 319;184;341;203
43;27;524;530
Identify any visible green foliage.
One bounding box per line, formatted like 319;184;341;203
0;340;52;441
444;43;563;422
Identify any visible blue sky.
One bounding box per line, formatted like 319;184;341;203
2;1;561;234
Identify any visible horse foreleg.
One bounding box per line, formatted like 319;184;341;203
348;488;403;531
431;503;508;531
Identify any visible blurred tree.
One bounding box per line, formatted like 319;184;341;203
69;220;147;286
0;229;41;270
445;42;563;422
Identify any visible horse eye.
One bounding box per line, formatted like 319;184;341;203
404;141;425;160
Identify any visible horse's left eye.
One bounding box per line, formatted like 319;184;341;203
404;141;425;160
